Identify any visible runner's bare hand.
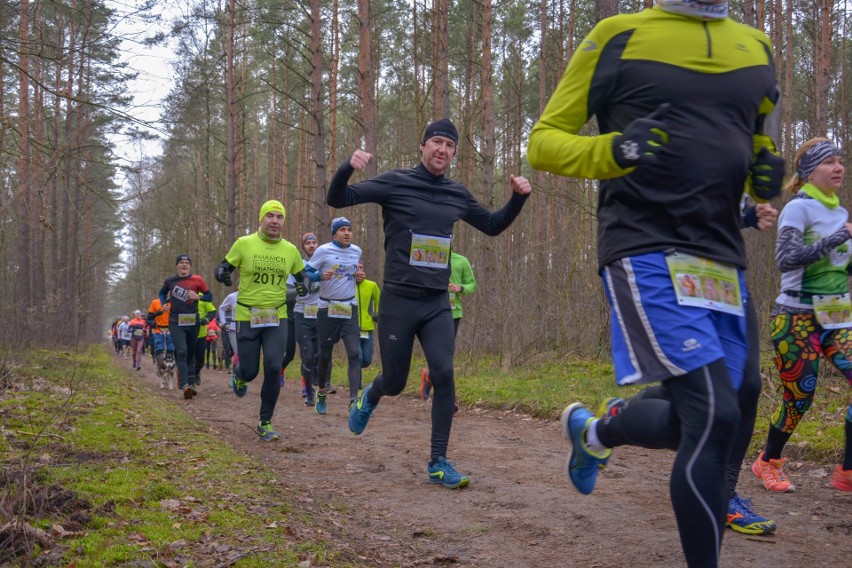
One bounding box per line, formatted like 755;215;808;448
755;202;778;232
351;150;373;171
510;175;532;195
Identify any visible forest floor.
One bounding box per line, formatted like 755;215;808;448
127;356;850;567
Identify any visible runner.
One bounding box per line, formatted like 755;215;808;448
147;297;175;368
279;275;298;388
419;250;476;400
294;233;321;406
192;299;217;386
218;288;238;373
526;3;783;566
158;254;213;400
329;118;531;489
214;200;309;442
304;217;363;414
117;316;131;358
752;137;852;493
355;259;380;390
128;310;147;371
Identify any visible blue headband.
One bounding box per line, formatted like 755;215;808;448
797;141;842;181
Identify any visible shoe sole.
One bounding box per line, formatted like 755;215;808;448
428;477;470;489
560;403;581;483
726;520;777;535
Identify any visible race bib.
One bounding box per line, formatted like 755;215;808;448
328;301;353;319
178;313;197;326
250;307;280;328
449;291;459;311
304;304;319;319
666;253;743;316
410;233;451;268
133;329;143;337
813;293;852;329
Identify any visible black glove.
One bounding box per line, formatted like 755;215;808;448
612;103;670;169
295;282;308;297
215;265;232;286
199;317;209;326
750;147;785;202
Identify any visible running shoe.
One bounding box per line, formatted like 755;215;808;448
315;392;327;415
419;369;432;400
597;397;625;419
304;389;315;407
726;494;777;535
427;456;470;489
349;384;377;435
560;402;612;495
229;371;248;398
831;464;852;492
751;452;795;492
256;421;279;442
183;386;194;399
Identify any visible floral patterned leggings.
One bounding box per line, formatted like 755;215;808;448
770;312;852;434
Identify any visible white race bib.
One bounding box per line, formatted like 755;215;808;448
249;307;280;328
178;313;197;326
409;233;451;268
666;253;743;316
813;293;852;329
328;302;353;319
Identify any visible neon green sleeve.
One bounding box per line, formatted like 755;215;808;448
527;18;632;180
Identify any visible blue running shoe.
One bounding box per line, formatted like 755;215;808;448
304;389;315;407
315;392;327;415
229;371;248;398
349;384;377;435
427;457;470;489
256;421;279;442
726;494;776;535
560;403;611;495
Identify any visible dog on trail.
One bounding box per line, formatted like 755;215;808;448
157;352;176;390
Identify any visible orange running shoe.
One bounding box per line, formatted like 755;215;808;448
831;465;852;492
751;452;795;492
419;369;432;400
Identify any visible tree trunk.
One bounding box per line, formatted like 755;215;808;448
225;0;238;243
310;0;329;235
432;0;450;118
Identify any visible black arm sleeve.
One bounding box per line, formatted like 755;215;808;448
775;226;851;272
462;192;530;236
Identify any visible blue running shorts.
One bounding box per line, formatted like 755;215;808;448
601;252;747;389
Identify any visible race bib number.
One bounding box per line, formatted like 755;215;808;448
178;313;197;326
328;301;353;319
813;293;852;329
133;329;143;337
250;307;280;328
410;233;451;268
304;304;319;319
666;253;743;316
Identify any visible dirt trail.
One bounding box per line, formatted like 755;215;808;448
128;356;850;567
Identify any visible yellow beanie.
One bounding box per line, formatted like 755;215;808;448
259;200;286;223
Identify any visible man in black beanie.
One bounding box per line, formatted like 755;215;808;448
327;118;532;489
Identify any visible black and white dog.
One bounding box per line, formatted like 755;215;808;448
157;352;177;390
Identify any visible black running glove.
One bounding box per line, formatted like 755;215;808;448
750;147;785;202
215;262;232;286
612;103;671;169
